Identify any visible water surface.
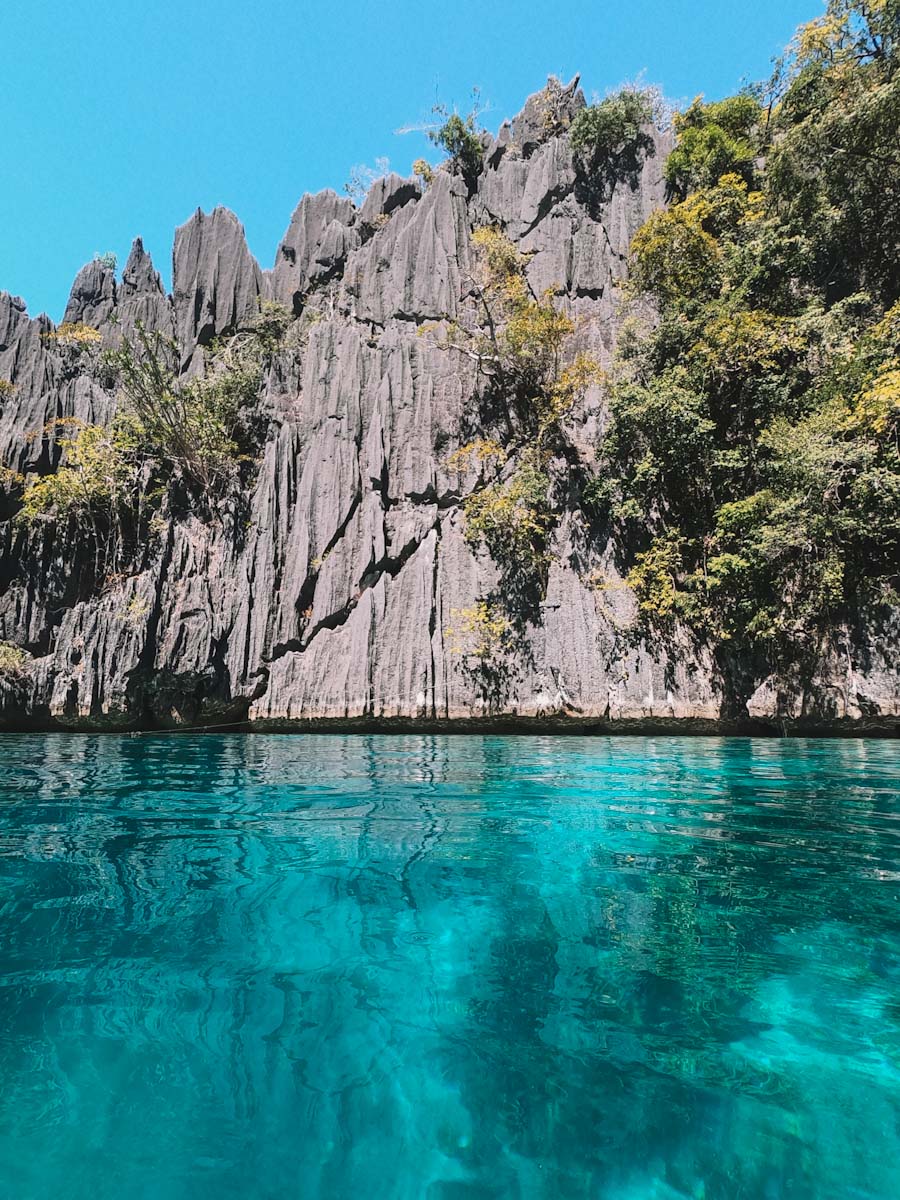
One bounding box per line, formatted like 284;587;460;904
1;734;899;1199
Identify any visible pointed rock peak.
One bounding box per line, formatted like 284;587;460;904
0;293;31;352
271;190;360;310
509;74;586;159
359;173;420;227
172;204;263;361
121;238;164;297
173;204;261;285
0;293;27;316
282;190;355;235
173;205;252;252
63;257;117;325
210;204;245;228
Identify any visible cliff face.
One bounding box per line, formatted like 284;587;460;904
0;81;897;734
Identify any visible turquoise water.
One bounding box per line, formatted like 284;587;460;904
0;736;899;1199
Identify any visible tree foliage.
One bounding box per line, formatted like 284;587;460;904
594;0;900;655
17;301;291;580
460;226;578;420
664;94;763;199
767;0;900;305
0;641;30;679
570;88;655;169
103;302;287;493
440;228;601;594
19;416;151;579
428;227;601;604
427;97;483;185
44;322;103;349
463;451;553;577
445;600;511;660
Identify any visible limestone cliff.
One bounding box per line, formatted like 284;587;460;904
0;80;896;734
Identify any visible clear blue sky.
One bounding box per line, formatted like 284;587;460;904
2;0;820;320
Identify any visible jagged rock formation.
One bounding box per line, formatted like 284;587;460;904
0;79;897;734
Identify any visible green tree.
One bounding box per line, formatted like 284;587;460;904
104;303;286;494
590;2;900;655
427;95;484;185
767;0;900;304
570;88;655;169
20;416;149;579
664;93;762;199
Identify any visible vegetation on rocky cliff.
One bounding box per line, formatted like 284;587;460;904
444;226;600;598
19;301;290;581
596;0;900;655
0;0;897;729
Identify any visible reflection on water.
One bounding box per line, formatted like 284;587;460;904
0;734;899;1199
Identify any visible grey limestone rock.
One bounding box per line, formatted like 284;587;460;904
116;238;174;339
507;75;586;159
272;191;358;312
359;172;421;227
0;82;896;734
173;206;263;364
63;258;117;327
342;171;471;325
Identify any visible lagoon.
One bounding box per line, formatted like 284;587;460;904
1;734;898;1199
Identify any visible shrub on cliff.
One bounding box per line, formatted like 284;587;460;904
18;300;291;581
463;451;553;579
453;231;595;593
19;416;149;578
427;99;483;185
766;0;900;307
570;88;655;172
105;302;287;494
344;157;390;205
444;600;510;660
460;226;578;422
431;226;602;603
0;641;29;676
105;324;238;493
43;322;103;350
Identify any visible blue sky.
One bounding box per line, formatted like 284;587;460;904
3;0;820;320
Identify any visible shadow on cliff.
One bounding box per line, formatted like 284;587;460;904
573;132;657;219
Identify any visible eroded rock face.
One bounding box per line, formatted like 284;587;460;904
173;206;263;365
272;191;358;312
0;84;897;734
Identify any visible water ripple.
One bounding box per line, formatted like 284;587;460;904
0;733;899;1199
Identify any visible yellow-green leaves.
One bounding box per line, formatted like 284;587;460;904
665;94;763;198
630;196;722;304
604;4;900;653
853;366;900;434
0;642;29;679
570;89;654;168
626;532;686;621
463;453;552;574
469;226;579;418
446;439;508;474
43;322;102;348
687;308;804;385
20;419;139;525
445;601;510;660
